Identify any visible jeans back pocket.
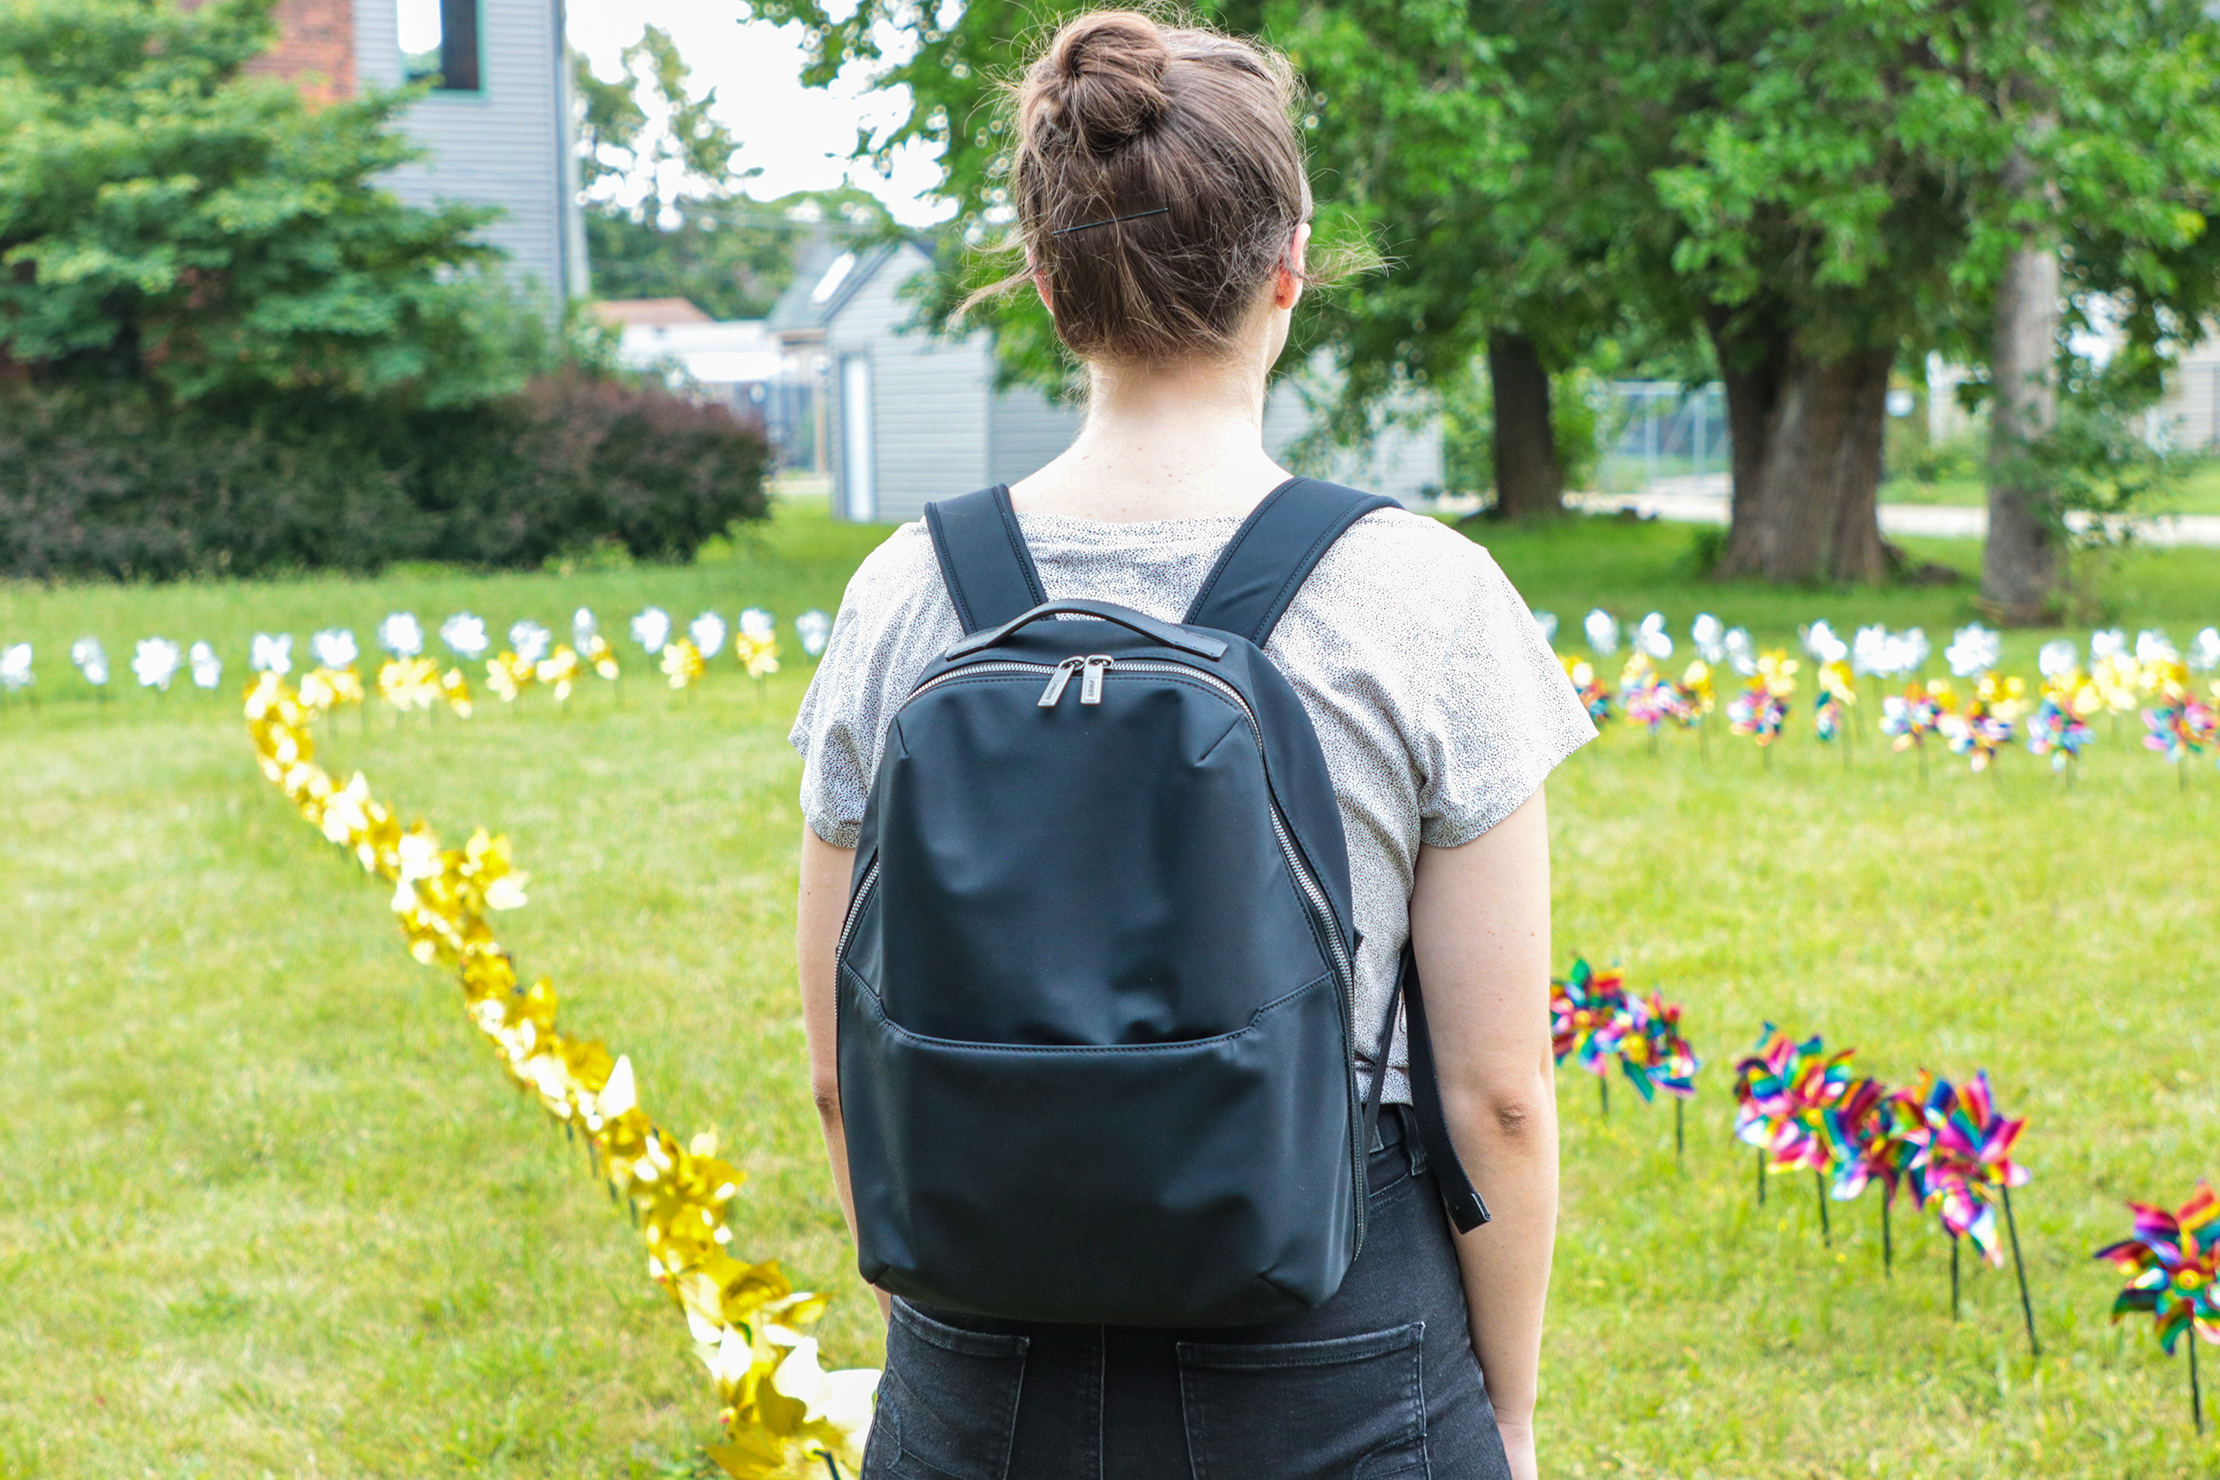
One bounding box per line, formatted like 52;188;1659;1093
1177;1321;1428;1480
863;1301;1030;1480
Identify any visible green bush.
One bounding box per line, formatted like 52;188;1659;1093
0;376;770;580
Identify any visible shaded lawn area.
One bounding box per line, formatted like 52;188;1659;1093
1882;459;2220;514
4;500;2218;1477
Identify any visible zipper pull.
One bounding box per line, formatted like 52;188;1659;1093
1038;656;1085;708
1080;655;1116;705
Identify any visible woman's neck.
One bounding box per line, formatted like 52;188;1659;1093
1008;350;1292;522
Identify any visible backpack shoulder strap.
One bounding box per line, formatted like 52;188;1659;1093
924;485;1049;636
1184;478;1398;646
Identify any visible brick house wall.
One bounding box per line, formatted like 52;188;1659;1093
242;0;356;100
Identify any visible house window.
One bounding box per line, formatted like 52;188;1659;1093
399;0;481;92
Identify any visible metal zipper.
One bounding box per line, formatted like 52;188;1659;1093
884;653;1370;1245
834;856;880;965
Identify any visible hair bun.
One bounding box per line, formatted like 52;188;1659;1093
1035;11;1171;157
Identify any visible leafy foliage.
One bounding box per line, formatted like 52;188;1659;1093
0;376;772;580
573;28;890;319
0;0;526;408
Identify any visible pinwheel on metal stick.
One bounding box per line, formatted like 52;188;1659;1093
1550;959;1631;1115
1733;1026;1854;1234
2096;1181;2220;1431
1921;1072;2037;1351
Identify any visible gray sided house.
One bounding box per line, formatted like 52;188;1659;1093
248;0;585;303
770;241;1444;523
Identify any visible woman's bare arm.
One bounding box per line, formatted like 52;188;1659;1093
1407;786;1559;1480
797;825;891;1316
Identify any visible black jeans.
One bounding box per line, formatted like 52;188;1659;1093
860;1104;1511;1480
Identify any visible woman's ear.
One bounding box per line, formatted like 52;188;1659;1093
1273;223;1312;310
1028;250;1055;314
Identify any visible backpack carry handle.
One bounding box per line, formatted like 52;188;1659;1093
944;599;1231;662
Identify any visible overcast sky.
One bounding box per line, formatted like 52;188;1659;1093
564;3;948;226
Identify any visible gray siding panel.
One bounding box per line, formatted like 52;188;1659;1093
989;383;1082;486
1264;375;1445;505
354;0;576;299
826;245;993;523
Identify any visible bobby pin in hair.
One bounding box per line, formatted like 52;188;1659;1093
1051;207;1170;236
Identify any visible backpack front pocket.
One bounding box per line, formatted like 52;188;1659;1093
839;966;1359;1327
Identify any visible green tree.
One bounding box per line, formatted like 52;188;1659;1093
751;0;2220;585
575;28;888;319
0;0;520;408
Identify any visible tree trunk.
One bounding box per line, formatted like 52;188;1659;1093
1488;331;1564;518
1706;307;1788;545
1707;314;1894;584
1983;238;2063;623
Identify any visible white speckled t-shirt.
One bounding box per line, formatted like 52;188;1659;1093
789;503;1596;1103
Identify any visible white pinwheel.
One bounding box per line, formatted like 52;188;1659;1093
1;643;33;692
73;636;111;685
2190;627;2220;673
796;609;833;658
1583;609;1620;656
689;612;729;659
1637;612;1673;661
441;611;490;659
631;607;673;654
132;637;181;691
250;633;292;675
189;641;223;690
1851;624;1889;677
1801;619;1847;666
377;612;424;657
311;628;358;670
1692;613;1725;665
739;607;776;641
1945;623;2001;678
2038;640;2080;679
509;620;552;665
1723;626;1757;676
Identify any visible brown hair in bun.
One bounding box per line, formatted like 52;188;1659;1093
971;10;1318;364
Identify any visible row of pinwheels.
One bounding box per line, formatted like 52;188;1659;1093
1730;1028;2041;1352
1550;959;1700;1152
242;671;875;1477
1546;611;2220;777
0;605;835;713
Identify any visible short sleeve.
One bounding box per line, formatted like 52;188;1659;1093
1405;537;1596;848
788;524;960;849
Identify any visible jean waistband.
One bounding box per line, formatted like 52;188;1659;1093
1368;1102;1427;1190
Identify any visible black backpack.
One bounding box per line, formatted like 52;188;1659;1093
836;479;1486;1328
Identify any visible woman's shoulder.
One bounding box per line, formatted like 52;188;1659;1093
834;519;948;626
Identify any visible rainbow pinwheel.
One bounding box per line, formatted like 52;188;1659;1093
1880;679;1952;752
2097;1182;2220;1354
1814;659;1855;742
1621;654;1673;733
1726;652;1798;747
1562;655;1612;726
2025;689;2096;772
1919;1072;2029;1265
1840;1082;1935;1206
1550;959;1631;1077
1733;1026;1855;1173
1939;675;2026;773
2142;662;2217;764
1675;661;1716;730
1617;991;1699;1101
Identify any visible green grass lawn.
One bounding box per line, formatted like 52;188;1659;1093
6;503;2220;1477
1882;459;2220;514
